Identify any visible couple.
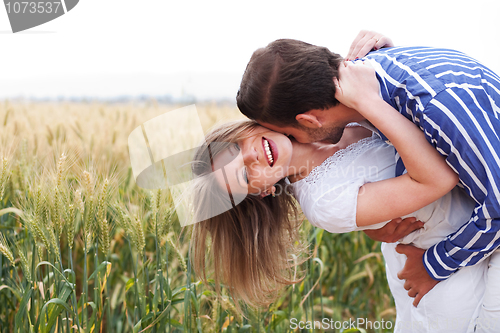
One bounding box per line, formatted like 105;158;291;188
190;31;500;332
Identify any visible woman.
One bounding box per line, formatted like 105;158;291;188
190;62;492;332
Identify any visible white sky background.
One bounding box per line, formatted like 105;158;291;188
0;0;499;101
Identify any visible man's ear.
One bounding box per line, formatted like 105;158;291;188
295;113;322;129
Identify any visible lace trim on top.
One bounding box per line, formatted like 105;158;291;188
302;135;381;185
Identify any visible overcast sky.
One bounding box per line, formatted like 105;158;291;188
1;0;499;100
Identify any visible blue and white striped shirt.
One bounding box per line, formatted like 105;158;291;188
364;46;500;280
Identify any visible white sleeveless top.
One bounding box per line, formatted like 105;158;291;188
288;134;476;249
288;134;487;333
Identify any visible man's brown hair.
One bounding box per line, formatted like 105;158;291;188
236;39;343;126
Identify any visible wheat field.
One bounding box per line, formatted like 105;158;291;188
0;100;395;333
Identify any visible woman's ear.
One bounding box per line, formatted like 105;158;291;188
295;112;322;128
259;185;277;198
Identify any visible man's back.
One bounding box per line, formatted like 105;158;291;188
365;46;500;124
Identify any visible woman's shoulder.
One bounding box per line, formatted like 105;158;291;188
293;133;385;187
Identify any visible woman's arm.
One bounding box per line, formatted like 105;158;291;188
345;30;394;61
334;61;459;227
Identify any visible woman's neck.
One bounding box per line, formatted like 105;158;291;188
286;126;373;182
285;141;337;182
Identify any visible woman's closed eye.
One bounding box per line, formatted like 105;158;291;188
230;143;249;185
229;143;240;154
243;166;249;184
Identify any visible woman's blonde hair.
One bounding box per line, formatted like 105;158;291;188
190;119;307;311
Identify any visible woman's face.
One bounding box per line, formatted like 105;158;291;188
212;126;293;196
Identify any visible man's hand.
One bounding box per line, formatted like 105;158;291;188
364;217;424;243
345;30;394;61
396;244;440;307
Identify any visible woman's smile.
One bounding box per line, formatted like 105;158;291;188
262;136;279;167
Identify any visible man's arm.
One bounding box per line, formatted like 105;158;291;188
396;86;500;306
413;88;500;278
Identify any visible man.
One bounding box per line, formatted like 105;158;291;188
236;31;500;308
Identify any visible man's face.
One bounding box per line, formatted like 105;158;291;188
257;120;345;144
258;104;365;144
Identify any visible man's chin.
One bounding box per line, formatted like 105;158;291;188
303;125;344;144
319;138;339;144
321;130;344;145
